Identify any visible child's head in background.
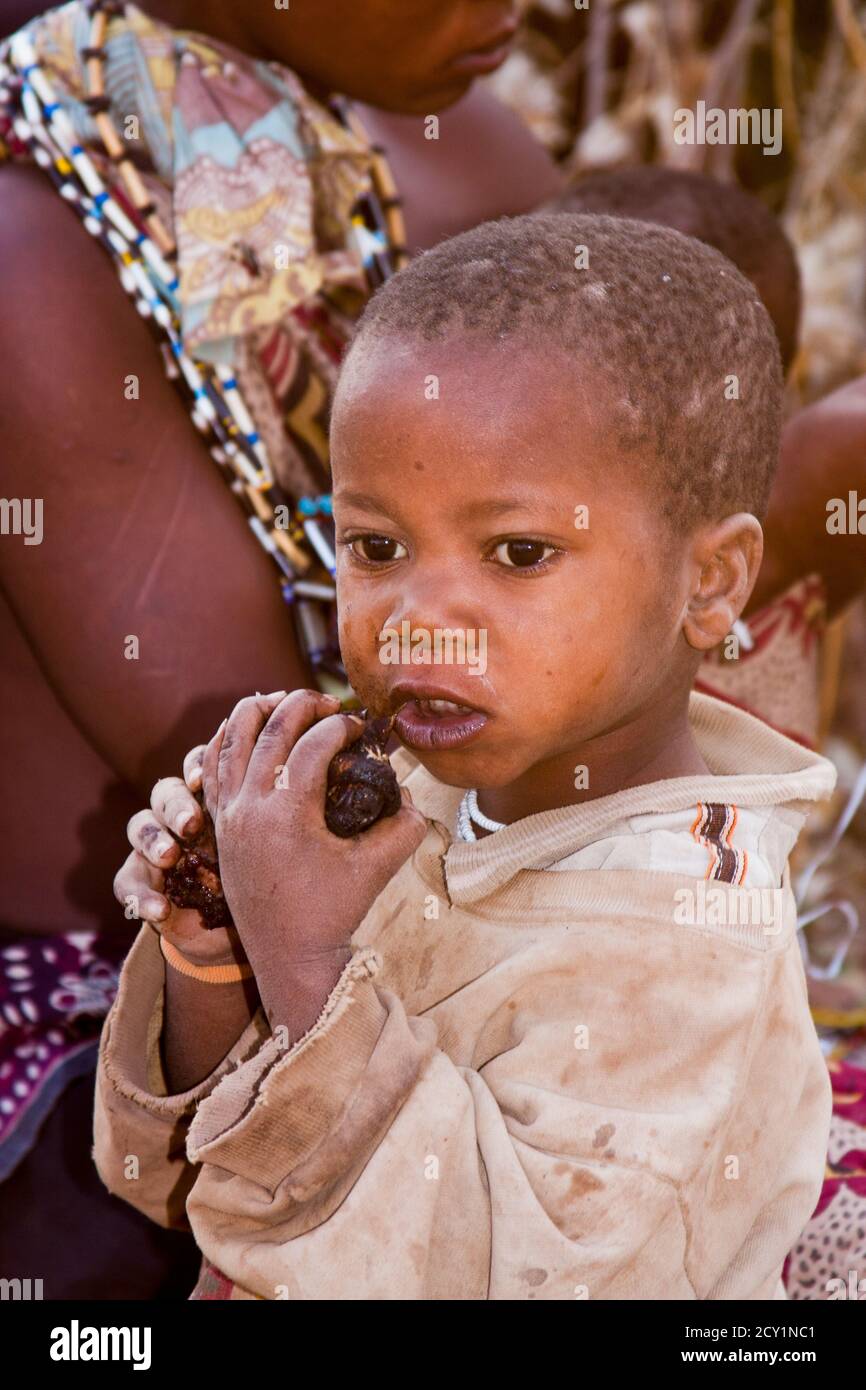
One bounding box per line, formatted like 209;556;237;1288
330;213;783;814
547;166;801;373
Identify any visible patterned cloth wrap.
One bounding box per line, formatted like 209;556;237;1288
0;2;862;1301
696;574;827;749
0;929;125;1183
0;0;375;503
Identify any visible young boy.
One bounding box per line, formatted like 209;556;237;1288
99;213;836;1300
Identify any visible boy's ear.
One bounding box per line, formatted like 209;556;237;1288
682;513;764;652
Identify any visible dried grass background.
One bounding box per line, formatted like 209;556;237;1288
489;0;866;402
489;0;866;1016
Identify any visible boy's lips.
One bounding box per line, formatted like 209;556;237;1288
447;40;513;76
448;22;518;76
390;682;489;751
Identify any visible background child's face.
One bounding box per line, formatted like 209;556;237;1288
331;341;700;789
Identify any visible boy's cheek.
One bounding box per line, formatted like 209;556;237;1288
338;630;397;714
340;649;386;707
337;607;385;676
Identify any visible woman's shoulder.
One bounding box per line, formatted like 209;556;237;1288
0;161;145;361
357;86;563;253
0;159;95;263
0;160;173;419
783;374;866;457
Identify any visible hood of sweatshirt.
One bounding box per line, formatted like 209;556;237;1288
390;691;837;907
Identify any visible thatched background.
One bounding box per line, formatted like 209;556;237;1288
489;0;866;1017
489;0;866;402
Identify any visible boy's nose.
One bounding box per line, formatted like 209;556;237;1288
379;561;487;639
382;605;475;636
383;595;451;637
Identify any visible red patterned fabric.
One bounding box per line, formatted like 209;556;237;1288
0;930;124;1181
696;574;827;749
189;1256;237;1301
785;1037;866;1300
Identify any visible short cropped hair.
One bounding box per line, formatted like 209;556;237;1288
549;167;800;370
345;213;783;529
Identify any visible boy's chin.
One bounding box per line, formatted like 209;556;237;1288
404;745;521;791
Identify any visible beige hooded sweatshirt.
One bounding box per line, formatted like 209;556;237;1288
93;693;835;1300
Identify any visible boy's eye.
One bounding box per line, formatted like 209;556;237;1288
493;539;556;568
350;534;407;564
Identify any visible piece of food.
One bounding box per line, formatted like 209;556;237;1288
324;714;402;838
162;709;402;927
162;815;233;931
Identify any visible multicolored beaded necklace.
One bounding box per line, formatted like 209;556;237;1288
0;0;408;698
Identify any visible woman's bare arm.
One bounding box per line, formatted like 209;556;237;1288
747;376;866;619
0;164;309;798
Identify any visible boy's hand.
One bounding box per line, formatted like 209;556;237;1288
113;783;237;968
111;693;286;966
202;690;427;995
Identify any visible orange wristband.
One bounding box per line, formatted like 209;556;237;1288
159;933;254;985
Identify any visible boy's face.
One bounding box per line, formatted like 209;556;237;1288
331;339;700;791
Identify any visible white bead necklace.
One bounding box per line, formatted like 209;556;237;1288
456;788;508;841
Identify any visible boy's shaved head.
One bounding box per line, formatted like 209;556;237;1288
548;167;800;371
345;212;784;531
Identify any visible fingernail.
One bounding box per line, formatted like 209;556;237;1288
155;835;175;859
346;714;365;727
263;690;287;700
322;693;342;706
216;717;228;736
174;812;194;837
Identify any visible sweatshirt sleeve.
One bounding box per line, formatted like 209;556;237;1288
92;923;271;1231
175;948;695;1300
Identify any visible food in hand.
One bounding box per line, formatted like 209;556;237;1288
324;714;402;838
162;709;402;927
162;816;233;931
